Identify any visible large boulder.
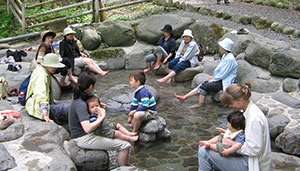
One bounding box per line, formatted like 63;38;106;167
201;59;219;75
271;152;300;170
189;21;225;55
123;41;155;70
275;125;300;156
0;119;24;142
89;48;126;70
136;14;193;44
272;92;300;109
191;73;211;89
95;20;136;47
268;48;300;78
68;139;109;171
175;64;204;82
283;78;299;93
100;84;159;112
267;112;290;139
0;144;16;170
81;28;102;51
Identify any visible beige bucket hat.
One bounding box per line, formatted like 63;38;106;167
63;27;76;36
41;53;65;68
40;30;56;42
181;29;194;39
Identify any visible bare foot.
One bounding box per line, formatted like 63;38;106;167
127;132;137;136
154;63;162;70
69;76;77;84
166;78;173;86
100;70;110;76
156;78;167;83
174;93;185;102
144;68;152;73
199;141;210;149
128;135;139;142
128;123;132;128
60;80;71;87
189;103;204;109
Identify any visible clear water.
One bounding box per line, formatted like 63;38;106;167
91;70;234;171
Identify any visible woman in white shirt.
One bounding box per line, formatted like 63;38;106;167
198;82;272;171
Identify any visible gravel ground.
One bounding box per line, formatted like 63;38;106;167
173;0;300;49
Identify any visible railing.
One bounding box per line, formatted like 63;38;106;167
6;0;147;32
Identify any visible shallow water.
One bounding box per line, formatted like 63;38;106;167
91;70;234;171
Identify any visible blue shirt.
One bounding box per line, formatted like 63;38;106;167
130;86;156;112
176;40;199;67
212;53;238;91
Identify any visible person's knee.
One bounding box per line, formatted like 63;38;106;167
198;146;207;157
134;113;140;121
85;58;94;65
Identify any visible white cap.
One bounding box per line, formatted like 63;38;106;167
218;38;234;51
181;29;194;39
63;27;76;36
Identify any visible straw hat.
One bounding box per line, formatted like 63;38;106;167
40;30;56;42
181;29;194;39
41;53;65;68
218;38;234;52
63;27;76;36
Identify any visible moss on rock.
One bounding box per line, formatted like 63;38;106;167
90;48;125;60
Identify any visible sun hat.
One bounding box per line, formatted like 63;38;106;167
161;24;173;33
41;53;65;68
181;29;194;39
218;38;234;52
40;30;56;42
63;27;76;36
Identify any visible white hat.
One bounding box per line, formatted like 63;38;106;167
63;27;76;36
218;38;234;51
181;29;194;39
41;53;65;68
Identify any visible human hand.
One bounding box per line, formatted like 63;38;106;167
100;103;107;110
208;77;214;82
44;114;53;122
128;117;133;128
81;52;88;58
128;110;136;117
221;149;230;156
216;127;226;133
163;58;169;64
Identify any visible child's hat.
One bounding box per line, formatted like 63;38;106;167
218;38;234;51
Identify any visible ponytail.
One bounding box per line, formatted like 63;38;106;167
220;82;253;105
73;72;96;100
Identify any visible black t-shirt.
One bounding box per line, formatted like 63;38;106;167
68;98;90;138
59;38;81;69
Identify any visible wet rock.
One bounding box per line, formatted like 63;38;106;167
81;27;101;51
101;84;159;112
191;73;211;89
0;119;24;142
95;20;136;47
283;78;299;93
183;157;198;167
275;125;300;156
211;91;223;102
136;14;193;44
0;100;14;110
152;63;169;75
0;144;16;170
189;21;224;54
292;30;300;39
68;139;109;171
111;166;147;171
271;152;300;170
179;147;195;156
157;128;171;139
267;113;290;139
139;116;166;134
272;92;300;108
139;158;159;168
138;132;156;142
90;48;126;70
175;64;204;82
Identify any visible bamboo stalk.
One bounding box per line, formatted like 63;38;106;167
99;0;145;12
8;4;22;26
15;0;23;9
27;0;92;19
7;0;10;14
94;0;100;23
9;0;22;17
21;2;26;32
27;10;93;29
26;0;57;9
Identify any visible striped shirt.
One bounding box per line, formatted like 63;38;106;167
130;86;156;112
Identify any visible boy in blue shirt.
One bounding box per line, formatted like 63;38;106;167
128;71;157;133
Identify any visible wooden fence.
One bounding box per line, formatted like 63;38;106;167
6;0;147;32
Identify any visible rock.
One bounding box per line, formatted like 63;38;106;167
275;125;300;156
215;10;224;18
138;132;156;142
223;12;232;20
100;84;159;112
268;48;300;78
240;15;252;25
236;52;245;60
256;104;269;115
175;64;204;82
0;144;16;170
231;14;242;23
198;7;212;15
48;19;67;32
271;22;279;31
81;28;101;51
51;75;61;100
0;100;14;110
272;92;300;108
250;78;280;93
251;16;271;29
282;27;295;35
68;139;109;171
90;48;126;70
139;116;166;134
191;73;211;89
136;14;193;44
275;23;285;33
96;20;136;47
211;91;223;102
236;60;258;83
201;59;219;75
267;113;290;139
124;41;154;70
250;92;263;103
0;119;24;142
283;78;299;93
157;0;168;6
271;152;300;170
152;63;169;75
157;128;171;139
189;21;225;55
0;43;9;49
21;51;35;62
292;30;300;39
111;166;147;171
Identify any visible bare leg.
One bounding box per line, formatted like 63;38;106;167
59;76;70;86
209;144;220;152
133;113;142;133
84;58;110;76
156;71;176;83
174;87;199;102
189;94;206;109
127;116;133;128
67;69;77;83
114;131;138;142
144;62;152;73
154;53;163;70
117;148;130;166
116;123;137;136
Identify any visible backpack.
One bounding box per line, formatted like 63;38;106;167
18;74;31;106
197;43;204;62
7;50;27;62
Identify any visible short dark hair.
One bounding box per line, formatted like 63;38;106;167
86;95;101;107
227;111;245;130
129;71;146;85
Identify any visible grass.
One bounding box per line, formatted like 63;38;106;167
0;1;163;39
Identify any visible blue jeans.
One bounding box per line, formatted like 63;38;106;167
217;0;228;3
168;57;191;73
198;146;248;171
